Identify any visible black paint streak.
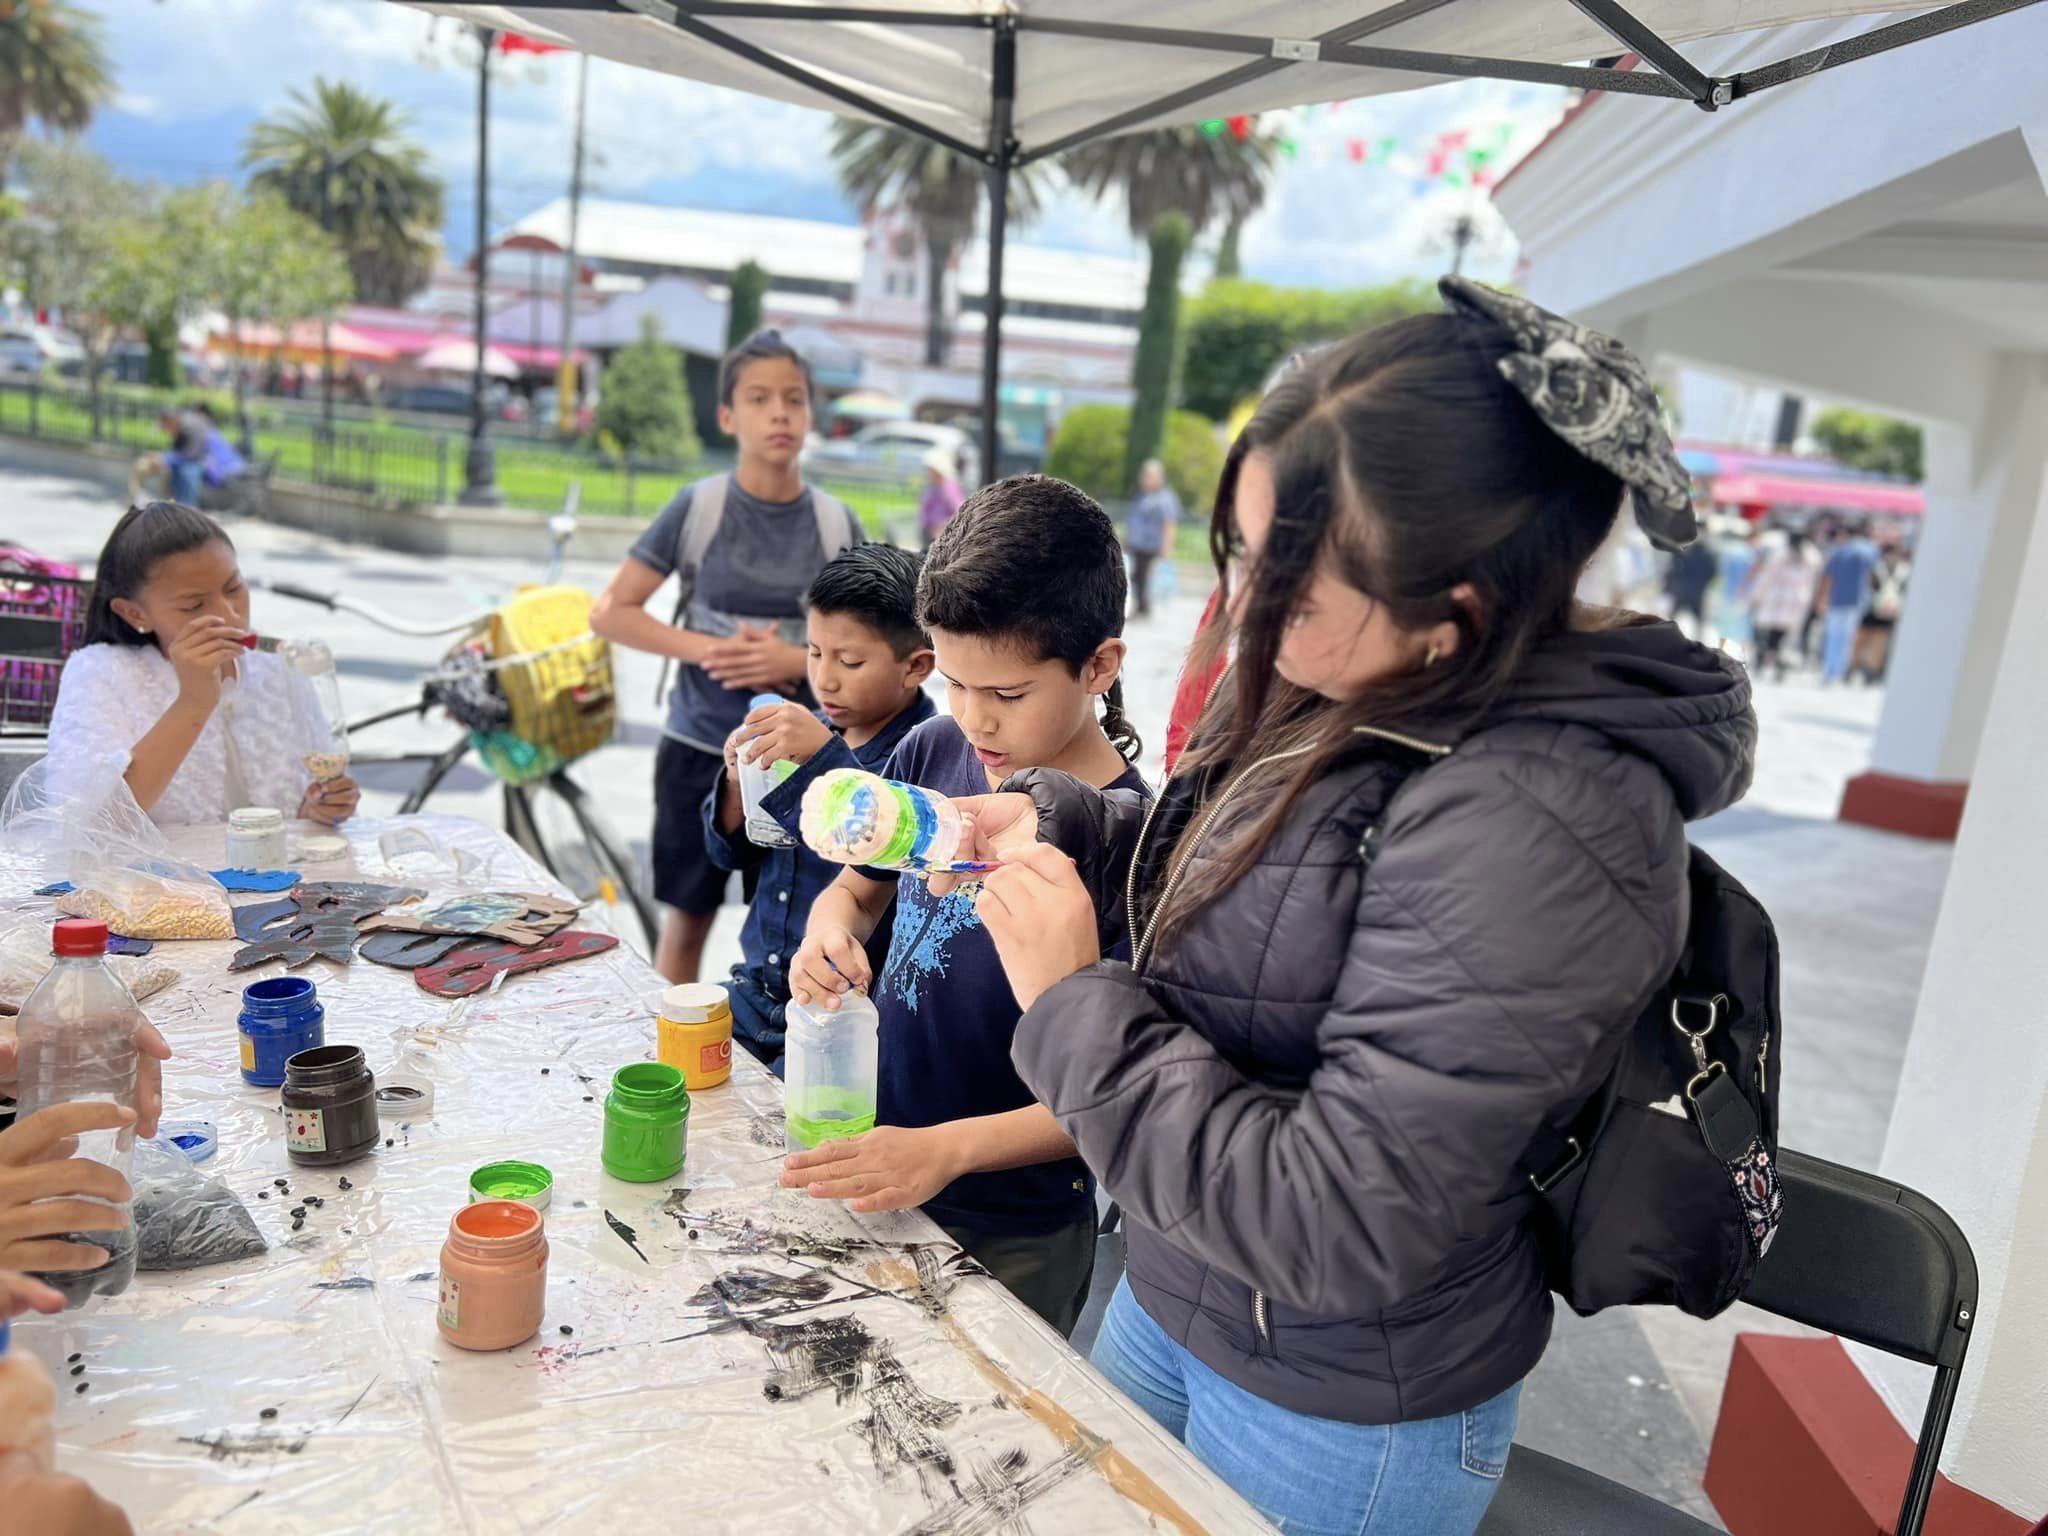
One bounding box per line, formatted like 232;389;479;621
902;1444;1098;1536
691;1269;833;1307
408;1270;435;1282
180;1430;310;1463
605;1209;650;1264
334;1375;378;1428
312;1277;375;1291
217;1490;264;1519
751;1314;961;1494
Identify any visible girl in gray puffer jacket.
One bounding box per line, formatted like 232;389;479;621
958;280;1757;1536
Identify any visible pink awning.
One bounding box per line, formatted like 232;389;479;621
214;321;401;362
1709;473;1925;517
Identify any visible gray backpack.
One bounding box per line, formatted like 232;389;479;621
653;475;856;705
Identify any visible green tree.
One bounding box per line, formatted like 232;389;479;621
1810;407;1924;482
1063;125;1277;488
726;258;768;352
0;0;112;194
1126;213;1191;496
211;190;353;443
5;139;129;396
1213;212;1244;280
1179;277;1436;421
242;79;446;307
1045;402;1223;517
597;314;700;461
829;120;1042;366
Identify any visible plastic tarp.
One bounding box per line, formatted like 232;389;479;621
413;2;1940;152
2;817;1269;1534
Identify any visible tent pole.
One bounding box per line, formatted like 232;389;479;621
979;16;1016;490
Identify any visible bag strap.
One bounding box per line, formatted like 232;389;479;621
810;488;856;561
654;476;731;707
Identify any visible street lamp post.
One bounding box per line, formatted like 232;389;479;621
461;25;503;506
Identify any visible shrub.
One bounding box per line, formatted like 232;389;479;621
1180;277;1435;421
1045;403;1223;516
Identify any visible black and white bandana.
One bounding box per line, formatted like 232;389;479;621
1440;276;1699;552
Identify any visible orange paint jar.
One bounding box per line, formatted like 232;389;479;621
437;1200;549;1351
657;982;733;1090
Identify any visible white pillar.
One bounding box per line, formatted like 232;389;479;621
1865;355;2048;784
1853;360;2048;1517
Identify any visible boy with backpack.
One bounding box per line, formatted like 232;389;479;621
700;545;936;1075
591;331;863;983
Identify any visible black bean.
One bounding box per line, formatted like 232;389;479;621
260;1408;278;1420
75;1382;88;1395
290;1207;307;1219
384;1138;395;1147
338;1178;353;1190
686;1230;698;1241
540;1068;550;1076
66;1353;81;1364
292;1219;305;1231
258;1191;269;1200
69;1364;84;1377
582;1096;593;1103
558;1324;574;1336
274;1178;288;1188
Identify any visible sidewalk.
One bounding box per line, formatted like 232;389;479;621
1;467;1945;1524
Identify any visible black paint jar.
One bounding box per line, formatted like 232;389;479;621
281;1045;379;1167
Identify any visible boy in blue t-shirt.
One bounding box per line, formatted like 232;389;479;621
787;477;1149;1337
701;545;935;1075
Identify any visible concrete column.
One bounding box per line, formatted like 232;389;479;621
1839;353;2048;838
1849;371;2048;1519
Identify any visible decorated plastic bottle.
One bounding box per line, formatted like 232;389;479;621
783;991;880;1151
12;919;141;1309
739;693;799;849
798;768;965;871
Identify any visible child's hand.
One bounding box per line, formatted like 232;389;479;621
702;625;805;692
925;792;1039;898
0;1474;134;1536
739;701;830;769
789;925;871;1009
0;1104;137;1276
975;844;1102;1011
164;616;247;710
781;1124;964;1213
298;775;359;826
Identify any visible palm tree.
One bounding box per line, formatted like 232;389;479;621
1064;126;1278;488
830;120;1043;367
0;0;114;194
243;79;446;307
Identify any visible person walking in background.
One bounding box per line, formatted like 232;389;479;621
1855;540;1912;683
1748;526;1821;683
1818;519;1880;684
918;447;964;548
1713;519;1758;655
1124;458;1182;620
1663;533;1718;640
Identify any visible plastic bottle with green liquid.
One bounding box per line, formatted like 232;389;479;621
783;991;879;1151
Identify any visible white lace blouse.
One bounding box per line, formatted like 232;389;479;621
46;643;332;827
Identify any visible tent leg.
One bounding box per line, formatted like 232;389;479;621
979;17;1016;490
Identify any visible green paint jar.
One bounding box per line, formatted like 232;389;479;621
601;1063;689;1182
469;1160;554;1212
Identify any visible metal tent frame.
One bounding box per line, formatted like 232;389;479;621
482;0;2042;477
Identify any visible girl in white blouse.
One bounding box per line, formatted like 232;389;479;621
47;502;360;828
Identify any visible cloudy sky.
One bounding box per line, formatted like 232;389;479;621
90;0;1568;288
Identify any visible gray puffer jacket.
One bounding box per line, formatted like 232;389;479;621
1012;621;1755;1425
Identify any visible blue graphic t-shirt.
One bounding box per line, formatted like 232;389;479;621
869;716;1149;1236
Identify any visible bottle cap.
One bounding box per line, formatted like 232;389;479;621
162;1120;218;1162
52;918;109;956
376;1073;435;1117
229;807;286;831
748;693;785;711
660;983;730;1024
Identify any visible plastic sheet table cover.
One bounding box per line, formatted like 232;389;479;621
0;817;1272;1536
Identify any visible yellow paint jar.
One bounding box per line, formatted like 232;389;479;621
657;983;733;1090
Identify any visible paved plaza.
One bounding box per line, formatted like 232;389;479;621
1;466;1949;1525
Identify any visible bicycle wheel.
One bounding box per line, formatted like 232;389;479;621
528;772;659;952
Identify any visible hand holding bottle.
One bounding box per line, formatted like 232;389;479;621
0;1105;136;1276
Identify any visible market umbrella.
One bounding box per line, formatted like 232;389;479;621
410;0;2042;470
414;339;524;379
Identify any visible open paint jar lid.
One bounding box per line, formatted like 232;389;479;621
375;1073;434;1118
468;1160;553;1211
299;834;350;863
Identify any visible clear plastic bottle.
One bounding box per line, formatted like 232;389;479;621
739;692;798;849
783;991;880;1151
13;918;142;1309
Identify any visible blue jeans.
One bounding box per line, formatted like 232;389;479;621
1092;1278;1520;1536
168;457;204;507
1822;606;1862;683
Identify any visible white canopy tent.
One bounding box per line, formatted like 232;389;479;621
413;0;2042;473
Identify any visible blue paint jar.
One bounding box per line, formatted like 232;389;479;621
239;976;325;1088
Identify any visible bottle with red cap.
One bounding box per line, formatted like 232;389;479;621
12;919;142;1307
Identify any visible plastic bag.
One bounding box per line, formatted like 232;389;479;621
130;1138;267;1272
0;758;234;939
0;919;179;1011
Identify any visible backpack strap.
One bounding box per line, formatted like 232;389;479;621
654;475;731;707
810;487;856;561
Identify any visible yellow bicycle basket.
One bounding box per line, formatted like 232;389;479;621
487;585;617;774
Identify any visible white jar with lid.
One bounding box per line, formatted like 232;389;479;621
225;807;288;870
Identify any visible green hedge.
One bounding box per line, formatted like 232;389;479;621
1046;403;1223;519
1179;277;1436;422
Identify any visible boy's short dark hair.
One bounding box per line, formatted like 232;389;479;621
807;543;929;659
719;328;814;408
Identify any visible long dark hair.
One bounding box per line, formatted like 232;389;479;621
917;474;1141;763
82;501;234;648
1153;312;1626;949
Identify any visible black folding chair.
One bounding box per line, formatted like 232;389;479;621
1479;1148;1978;1536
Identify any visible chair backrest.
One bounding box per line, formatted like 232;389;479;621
1742;1148;1977;1536
1745;1148;1976;1369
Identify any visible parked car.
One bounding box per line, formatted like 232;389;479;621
0;325;84;379
385;383;525;422
804;419;980;488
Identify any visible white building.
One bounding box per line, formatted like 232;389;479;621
498;196;1146;413
1497;10;2047;1530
